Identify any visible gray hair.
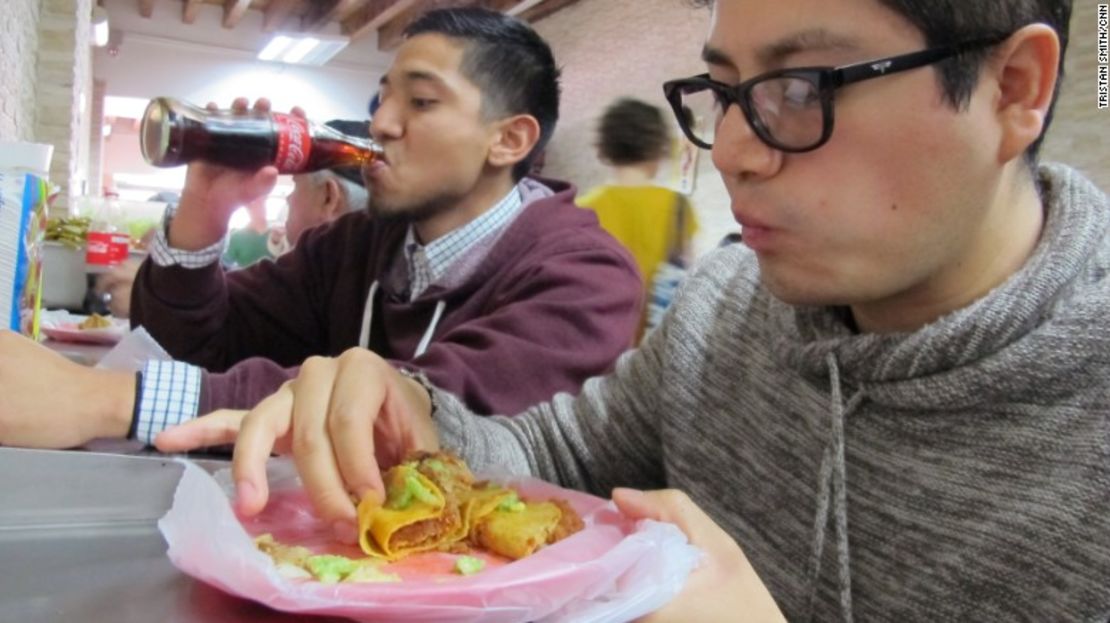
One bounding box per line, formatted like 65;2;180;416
307;169;368;214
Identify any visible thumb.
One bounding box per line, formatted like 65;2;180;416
154;409;247;452
612;487;666;521
613;487;735;552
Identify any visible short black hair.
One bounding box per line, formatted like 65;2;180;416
874;0;1072;162
405;8;561;181
688;0;1072;162
324;119;369;186
596;97;670;165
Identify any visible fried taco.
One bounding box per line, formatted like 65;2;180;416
357;451;584;563
357;451;482;560
470;498;585;560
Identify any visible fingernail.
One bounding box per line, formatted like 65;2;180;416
332;520;358;544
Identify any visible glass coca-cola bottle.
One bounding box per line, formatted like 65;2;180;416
139;97;382;173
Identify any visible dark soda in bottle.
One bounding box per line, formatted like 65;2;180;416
139;97;382;173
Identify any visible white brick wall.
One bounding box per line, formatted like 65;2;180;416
35;0;93;212
0;0;94;211
0;0;43;142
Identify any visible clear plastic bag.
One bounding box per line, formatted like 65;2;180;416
159;459;701;622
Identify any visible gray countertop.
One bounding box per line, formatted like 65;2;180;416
0;447;349;622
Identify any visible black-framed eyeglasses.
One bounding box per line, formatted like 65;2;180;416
662;34;1009;153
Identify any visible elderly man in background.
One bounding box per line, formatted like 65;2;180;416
271;120;372;255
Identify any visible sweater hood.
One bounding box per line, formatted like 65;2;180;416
770;163;1110;411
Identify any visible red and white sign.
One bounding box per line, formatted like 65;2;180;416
85;231;129;266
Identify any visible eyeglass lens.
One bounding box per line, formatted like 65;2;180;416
678;75;824;149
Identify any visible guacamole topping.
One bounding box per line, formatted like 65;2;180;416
304;555;358;584
385;467;440;510
497;491;525;513
423;458;448;473
455;555;486;576
294;554;401;584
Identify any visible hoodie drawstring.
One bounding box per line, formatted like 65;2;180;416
357;280;445;358
414;300;446;357
804;352;863;623
358;280;380;349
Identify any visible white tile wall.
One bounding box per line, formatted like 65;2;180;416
0;0;43;142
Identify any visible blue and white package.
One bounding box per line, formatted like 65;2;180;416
0;171;47;335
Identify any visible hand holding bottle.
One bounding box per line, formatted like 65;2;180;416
141;96;379;250
168;98;281;250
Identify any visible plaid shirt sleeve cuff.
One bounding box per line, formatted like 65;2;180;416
135;360;203;445
149;203;228;268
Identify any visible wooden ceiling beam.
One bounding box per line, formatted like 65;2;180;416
374;0;535;51
373;0;434;52
342;0;420;42
479;0;528;12
263;0;303;32
515;0;579;22
182;0;204;24
222;0;253;28
138;0;156;18
301;0;372;32
374;0;479;51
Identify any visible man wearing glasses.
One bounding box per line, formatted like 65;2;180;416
159;0;1109;619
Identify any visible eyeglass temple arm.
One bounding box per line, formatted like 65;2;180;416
831;47;963;88
831;36;1008;89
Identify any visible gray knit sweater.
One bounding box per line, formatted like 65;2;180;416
434;164;1110;622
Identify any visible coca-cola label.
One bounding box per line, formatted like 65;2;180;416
86;232;129;266
274;113;312;172
86;231;115;266
110;233;130;264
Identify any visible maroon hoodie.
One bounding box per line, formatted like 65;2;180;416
131;179;642;416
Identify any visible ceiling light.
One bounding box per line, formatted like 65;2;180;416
257;35;294;61
282;37;319;63
257;34;349;66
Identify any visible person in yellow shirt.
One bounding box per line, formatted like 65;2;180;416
578;97;698;337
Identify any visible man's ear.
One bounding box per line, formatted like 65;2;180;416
322;177;343;217
991;23;1061;162
488;114;541;170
